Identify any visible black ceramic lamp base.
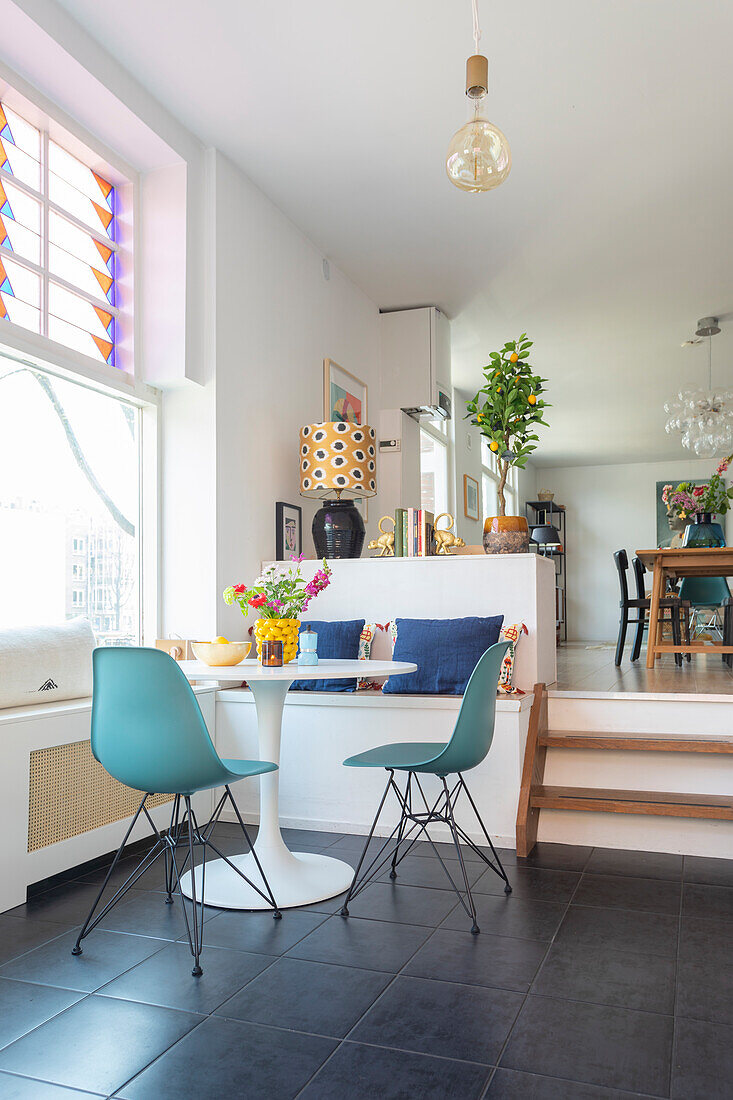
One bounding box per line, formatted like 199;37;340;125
312;499;365;559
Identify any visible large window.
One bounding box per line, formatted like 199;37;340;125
420;422;449;516
0;96;121;367
0;353;142;644
481;437;516;518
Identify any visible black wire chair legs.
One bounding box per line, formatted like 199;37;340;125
340;769;511;935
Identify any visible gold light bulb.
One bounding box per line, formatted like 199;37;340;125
446;54;511;193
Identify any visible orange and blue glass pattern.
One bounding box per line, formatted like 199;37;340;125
0;98;119;366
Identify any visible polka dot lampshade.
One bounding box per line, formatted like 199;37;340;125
299;422;377;499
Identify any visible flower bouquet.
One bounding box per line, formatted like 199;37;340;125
223;557;332;662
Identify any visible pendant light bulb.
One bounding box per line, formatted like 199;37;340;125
446;53;511;192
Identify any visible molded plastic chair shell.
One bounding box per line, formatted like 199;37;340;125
343;641;510;776
679;575;732;609
91;647;276;795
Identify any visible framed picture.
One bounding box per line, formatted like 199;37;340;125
275;502;302;560
323;359;367;425
655;479;715;548
464;474;480;521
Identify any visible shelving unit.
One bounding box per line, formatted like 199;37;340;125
526;500;567;643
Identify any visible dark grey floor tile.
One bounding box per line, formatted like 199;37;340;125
532;939;676;1013
672;1017;733;1099
585;847;683;881
377;853;485;890
516;843;592;873
0;1074;104;1099
100;890;216;940
441;894;566;942
0;994;201;1095
80;854;168;893
344;882;459;926
682;882;733;923
350;974;522;1064
555;904;679;958
684;854;733;889
410;838;510;865
299;1041;489;1099
485;1067;643;1098
0;929;167;993
286;915;430;973
676;957;733;1025
117;1015;335;1099
0;916;69;966
9;881;132;927
501;994;673;1095
475;866;579;904
404;927;546;992
572;873;681;915
280;828;344;849
0;979;83;1050
679;913;733;966
217;956;390;1037
99;941;275;1013
202;909;325;954
328;834;398;860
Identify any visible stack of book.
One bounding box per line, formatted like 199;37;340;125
394;508;436;557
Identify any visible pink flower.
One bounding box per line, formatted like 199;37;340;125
693;486;705;497
718;458;730;474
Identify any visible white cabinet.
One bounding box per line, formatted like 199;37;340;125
380;307;452;420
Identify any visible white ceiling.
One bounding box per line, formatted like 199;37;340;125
48;0;733;466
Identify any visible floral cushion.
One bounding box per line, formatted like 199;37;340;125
358;622;387;690
497;621;528;694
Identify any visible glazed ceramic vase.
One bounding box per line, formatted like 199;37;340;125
483;515;530;554
254;618;300;663
682;513;725;548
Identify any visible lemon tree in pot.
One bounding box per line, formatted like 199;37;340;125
467;334;549;554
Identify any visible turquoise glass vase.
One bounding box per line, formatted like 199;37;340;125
682;513;725;548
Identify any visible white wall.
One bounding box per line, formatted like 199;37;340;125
211;152;382;638
539;457;731;642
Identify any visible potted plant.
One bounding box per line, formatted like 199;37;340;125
223;556;332;662
663;456;733;548
467;334;550;553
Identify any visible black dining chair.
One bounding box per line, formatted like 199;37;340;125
613;550;689;667
631;555;691;664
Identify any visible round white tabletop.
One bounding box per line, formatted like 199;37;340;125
177;657;417;911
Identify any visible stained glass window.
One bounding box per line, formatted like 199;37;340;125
0;97;121;368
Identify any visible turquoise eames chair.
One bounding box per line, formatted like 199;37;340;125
72;647;280;976
340;641;511;934
679;576;731;640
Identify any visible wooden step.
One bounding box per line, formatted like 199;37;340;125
540;732;733;753
531;785;733;820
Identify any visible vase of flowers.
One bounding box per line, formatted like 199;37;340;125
662;456;733;548
466;334;550;554
223;557;332;663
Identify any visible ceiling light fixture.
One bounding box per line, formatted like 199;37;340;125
446;0;511;193
665;318;733;457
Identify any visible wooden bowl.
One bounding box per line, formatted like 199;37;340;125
191;641;251;667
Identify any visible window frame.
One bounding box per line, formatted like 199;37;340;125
0;63;139;388
481;437;517;517
420;418;451;518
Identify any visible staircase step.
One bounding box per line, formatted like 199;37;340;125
531;784;733;820
540;732;733;753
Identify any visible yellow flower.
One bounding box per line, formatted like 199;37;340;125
680;511;686;519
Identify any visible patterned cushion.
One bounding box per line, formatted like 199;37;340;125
497;622;528;694
357;622;384;690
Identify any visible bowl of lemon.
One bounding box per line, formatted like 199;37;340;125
191;637;251;667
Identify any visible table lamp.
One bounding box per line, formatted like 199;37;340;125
299;422;377;557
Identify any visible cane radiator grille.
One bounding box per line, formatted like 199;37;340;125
28;740;173;852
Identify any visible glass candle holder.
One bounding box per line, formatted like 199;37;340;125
261;639;283;667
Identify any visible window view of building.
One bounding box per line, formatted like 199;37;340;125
0;355;140;644
420;423;449;516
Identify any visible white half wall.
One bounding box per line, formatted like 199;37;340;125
539;457;732;642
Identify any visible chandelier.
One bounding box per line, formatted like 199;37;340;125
446;0;511;193
664;318;733;458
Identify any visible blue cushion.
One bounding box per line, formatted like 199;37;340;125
289;619;365;692
383;616;504;695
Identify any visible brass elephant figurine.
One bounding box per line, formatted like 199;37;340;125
434;513;465;555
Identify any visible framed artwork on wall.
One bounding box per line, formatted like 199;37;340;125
275;502;302;560
323;359;367;425
464;474;480;521
655;479;713;548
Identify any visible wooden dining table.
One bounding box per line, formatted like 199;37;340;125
636;547;733;667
